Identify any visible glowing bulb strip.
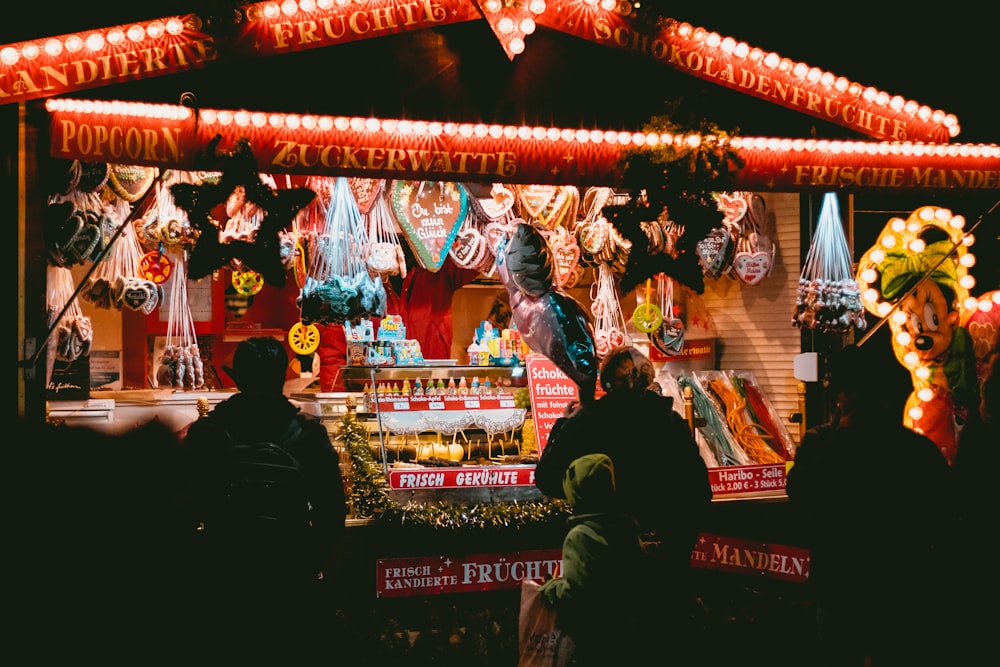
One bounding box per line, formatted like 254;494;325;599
533;3;960;144
2;0;969;145
0;15;213;105
44;98;1000;192
1;17;189;66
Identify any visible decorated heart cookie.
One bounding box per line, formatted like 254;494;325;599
732;250;773;286
348;178;384;215
516;184;579;229
715;191;749;227
473;183;516;221
650;317;685;356
550;236;581;288
484;219;518;252
696;227;735;279
449;227;488;269
108;164;158;202
390;180;468;271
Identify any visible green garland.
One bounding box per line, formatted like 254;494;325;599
617;114;744;195
334;416;570;531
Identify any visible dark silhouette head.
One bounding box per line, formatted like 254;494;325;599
832;340;914;420
224;336;288;395
599;345;654;394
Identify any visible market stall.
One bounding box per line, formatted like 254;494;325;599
11;2;1000;663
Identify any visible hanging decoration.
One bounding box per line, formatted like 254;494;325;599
855;205;979;463
231;269;264;296
45;192;108;268
448;206;491;272
631;278;662;334
514;184;579;230
496;221;598;402
467;182;517;267
135;170;206;255
298;177;387;325
46;264;93;385
696;191;743;279
363;185;407;279
793;193;866;332
591;263;630;358
348;177;385;216
649;273;685;356
547;225;583;289
82;198;160;312
728;192;775;286
155;251;204;390
472;0;545;60
390;180;468;272
170;138;316;288
606;113;743;295
107;164;158;203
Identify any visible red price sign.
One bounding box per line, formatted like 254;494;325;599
525;355;579;453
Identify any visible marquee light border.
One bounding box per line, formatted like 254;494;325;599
45;97;1000;193
5;0;965;144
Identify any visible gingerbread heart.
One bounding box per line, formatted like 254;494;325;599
516;184;579;229
484;219;517;252
349;178;384;215
696;227;735;279
449;228;487;269
732;250;773;286
551;238;581;288
715;191;749;226
594;330;610;358
121;279;153;312
390;180;468;271
650;317;685;356
562;265;585;289
108;164;157;202
473;183;516;221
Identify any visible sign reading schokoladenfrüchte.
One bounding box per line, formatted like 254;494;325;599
525;355;579;454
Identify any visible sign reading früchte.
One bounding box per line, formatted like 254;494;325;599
377;549;563;597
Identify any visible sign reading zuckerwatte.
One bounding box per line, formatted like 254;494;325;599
47;107;1000;193
525;355;580;453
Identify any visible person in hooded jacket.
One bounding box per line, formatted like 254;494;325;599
179;336;347;648
534;345;712;659
536;453;646;666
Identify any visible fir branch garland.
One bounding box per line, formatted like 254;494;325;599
334;416;570;532
605;114;745;294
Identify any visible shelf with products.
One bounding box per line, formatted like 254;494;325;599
333;365;540;505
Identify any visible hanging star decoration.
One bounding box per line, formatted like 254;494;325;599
170;137;315;287
606;112;744;295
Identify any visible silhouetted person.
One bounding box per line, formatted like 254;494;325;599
534;345;711;659
8;416;188;659
786;341;953;666
179;336;347;651
952;338;999;661
536;453;646;666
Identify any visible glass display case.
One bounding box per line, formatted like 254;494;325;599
295;364;541;505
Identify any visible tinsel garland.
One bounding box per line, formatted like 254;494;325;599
334;416;570;531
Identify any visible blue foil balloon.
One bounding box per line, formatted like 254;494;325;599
497;226;597;402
